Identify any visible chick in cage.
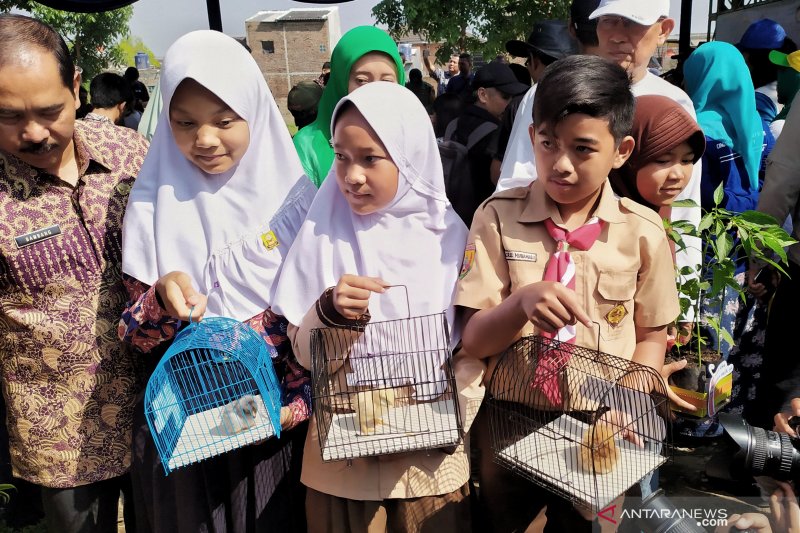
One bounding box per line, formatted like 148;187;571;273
579;421;620;475
217;395;259;434
354;388;396;435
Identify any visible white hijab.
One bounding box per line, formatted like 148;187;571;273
122;30;313;321
272;82;468;338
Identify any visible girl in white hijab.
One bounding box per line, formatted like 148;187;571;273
272;82;484;532
119;30;314;532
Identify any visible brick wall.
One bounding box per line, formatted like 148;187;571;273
247;19;331;123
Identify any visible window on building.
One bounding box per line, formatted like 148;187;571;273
319;44;327;53
261;40;275;54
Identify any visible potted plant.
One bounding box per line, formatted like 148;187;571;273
664;183;795;417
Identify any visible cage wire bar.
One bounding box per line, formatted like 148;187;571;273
310;304;462;462
487;335;672;511
145;317;283;475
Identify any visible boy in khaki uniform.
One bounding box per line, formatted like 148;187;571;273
457;55;680;532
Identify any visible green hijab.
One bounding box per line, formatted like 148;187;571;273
292;26;405;187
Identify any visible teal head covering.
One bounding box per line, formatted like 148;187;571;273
292;26;405;187
684;41;763;190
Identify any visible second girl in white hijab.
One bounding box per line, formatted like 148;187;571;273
273;82;485;532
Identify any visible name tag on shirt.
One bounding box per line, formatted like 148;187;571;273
14;224;62;249
505;251;537;262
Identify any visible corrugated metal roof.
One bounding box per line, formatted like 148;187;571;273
277;9;331;21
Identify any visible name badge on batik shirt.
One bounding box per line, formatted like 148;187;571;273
14;225;62;249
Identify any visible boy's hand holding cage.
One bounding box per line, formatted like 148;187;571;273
486;334;672;512
310;285;463;462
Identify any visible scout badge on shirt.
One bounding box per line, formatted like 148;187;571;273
260;230;279;251
14;224;62;249
605;303;627;327
459;243;475;279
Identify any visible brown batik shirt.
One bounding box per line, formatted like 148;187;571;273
0;120;148;487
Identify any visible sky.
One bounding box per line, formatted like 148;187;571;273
129;0;711;58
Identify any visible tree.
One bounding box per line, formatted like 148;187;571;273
30;6;133;81
0;3;133;82
118;35;161;69
373;0;571;62
0;0;30;10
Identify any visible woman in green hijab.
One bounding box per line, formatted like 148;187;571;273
293;26;405;187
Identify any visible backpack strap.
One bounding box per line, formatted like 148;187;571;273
466;122;498;150
443;118;459;141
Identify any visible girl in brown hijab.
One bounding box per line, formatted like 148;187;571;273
610;94;705;219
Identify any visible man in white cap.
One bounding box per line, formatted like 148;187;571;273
590;0;691;111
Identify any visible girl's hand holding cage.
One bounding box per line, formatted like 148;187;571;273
486;334;672;512
310;285;463;462
155;270;208;322
144;316;283;475
332;274;389;320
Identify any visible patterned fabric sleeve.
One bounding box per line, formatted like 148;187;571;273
118;274;182;353
247;309;312;430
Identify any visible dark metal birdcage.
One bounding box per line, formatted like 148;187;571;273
144;317;283;475
310;287;462;462
486;335;672;512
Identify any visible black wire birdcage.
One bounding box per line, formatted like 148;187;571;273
310;286;463;462
486;334;672;512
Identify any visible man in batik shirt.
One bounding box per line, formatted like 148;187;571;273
0;15;148;532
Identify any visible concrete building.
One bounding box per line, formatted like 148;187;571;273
245;7;341;120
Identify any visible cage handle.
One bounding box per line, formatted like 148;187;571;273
592;320;600;353
183;306;202;339
377;284;411;320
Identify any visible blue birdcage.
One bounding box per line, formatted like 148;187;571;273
144;317;282;475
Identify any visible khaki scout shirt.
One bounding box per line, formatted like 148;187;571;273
455;179;680;383
759;101;800;267
288;310;485;501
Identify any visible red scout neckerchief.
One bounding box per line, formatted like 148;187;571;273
532;216;605;405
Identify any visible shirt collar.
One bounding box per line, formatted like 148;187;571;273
72;121;113;174
518;178;625;225
0;122;113;188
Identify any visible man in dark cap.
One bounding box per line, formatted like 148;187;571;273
449;62;528;221
506;20;578;84
287;80;323;131
490;20;578;181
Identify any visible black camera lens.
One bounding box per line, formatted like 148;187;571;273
716;413;800;481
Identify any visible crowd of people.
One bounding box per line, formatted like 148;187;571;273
2;0;800;531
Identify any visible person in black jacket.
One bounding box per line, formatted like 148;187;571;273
451;62;528;218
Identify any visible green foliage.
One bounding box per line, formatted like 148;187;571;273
0;4;134;82
118;35;161;69
0;0;31;11
373;0;571;62
669;183;796;361
31;6;133;82
0;483;14;505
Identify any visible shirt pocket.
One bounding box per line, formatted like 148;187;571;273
507;257;545;291
595;270;637;341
